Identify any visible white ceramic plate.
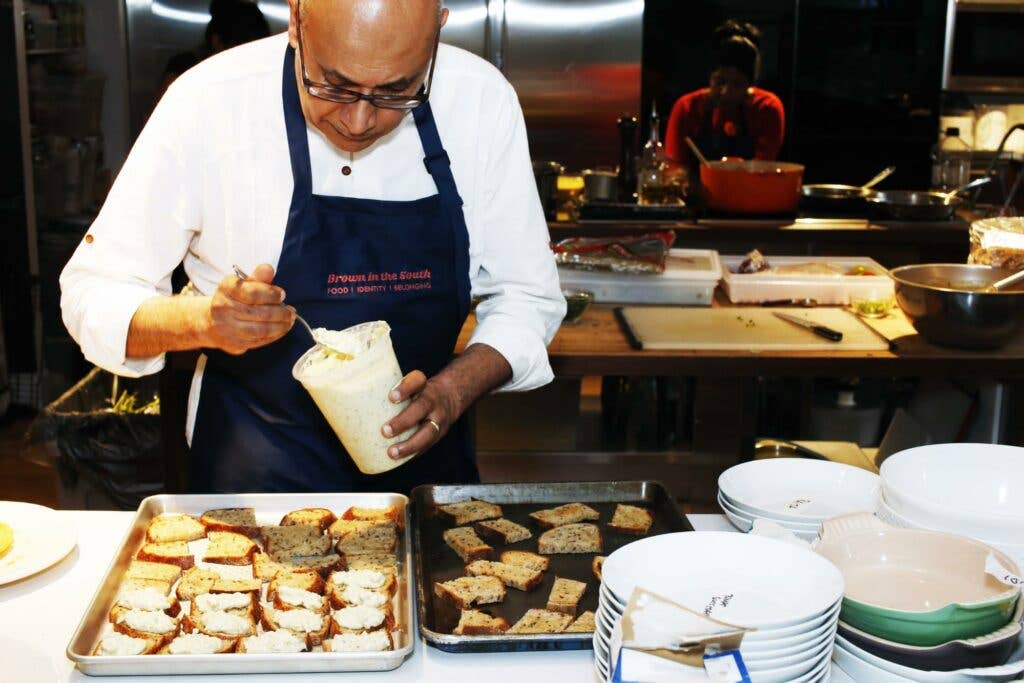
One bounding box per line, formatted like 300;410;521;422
602;532;844;629
834;633;1024;682
718;493;824;537
881;444;1024;542
600;585;843;646
0;501;77;585
718;459;880;523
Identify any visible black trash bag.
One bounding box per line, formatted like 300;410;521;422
28;367;164;510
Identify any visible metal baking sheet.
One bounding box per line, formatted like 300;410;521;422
411;481;693;652
66;492;414;676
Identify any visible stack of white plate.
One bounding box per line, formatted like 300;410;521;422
717;459;881;541
592;532;843;682
877;444;1024;566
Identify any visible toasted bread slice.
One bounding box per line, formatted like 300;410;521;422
175;566;220;601
547;577;587;616
203;531;258;565
340;552;397;577
92;632;164;656
210;577;261;595
200;508;259;537
182;608;257;638
329;519;397;555
329;605;394;635
328;568;396;597
254;551;344;580
112;609;180;640
328;582;391;611
341;505;403;529
437;499;503;526
508;608;572;634
322;630;393;652
268;570;326;598
126;560;183;585
146;514;206;544
110;587;181;621
280;508;337;532
261;525;332;558
475;518;532;545
529;503;600;529
162;632;238;654
237;630;307;653
434;575;505;609
607;504;653;535
453;609;510;635
592;556;605;582
538;523;602;555
135;541;194;569
565;610;596;633
499;550;550;573
443;527;492;563
465;560;543;592
122;577;173;596
191;591;259;623
272;585;329;613
261;606;329;648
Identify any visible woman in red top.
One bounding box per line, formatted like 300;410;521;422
666;20;785;163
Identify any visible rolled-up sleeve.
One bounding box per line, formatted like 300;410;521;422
468;81;566;392
59;78;200;377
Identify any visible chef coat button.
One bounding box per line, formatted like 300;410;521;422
84;234;94;244
341;165;352;176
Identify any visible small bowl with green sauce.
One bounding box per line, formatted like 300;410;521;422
563;289;594;324
850;295;895;319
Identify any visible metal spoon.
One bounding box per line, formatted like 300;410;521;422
985;269;1024;293
940;176;991;204
684;136;709;166
232;265;352;358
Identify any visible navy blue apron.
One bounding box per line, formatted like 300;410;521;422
696;97;756;160
188;45;477;493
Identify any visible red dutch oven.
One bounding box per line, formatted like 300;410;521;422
700;158;805;215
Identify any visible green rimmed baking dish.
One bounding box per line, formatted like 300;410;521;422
815;513;1021;647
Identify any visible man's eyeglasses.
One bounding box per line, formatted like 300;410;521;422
295;0;439;110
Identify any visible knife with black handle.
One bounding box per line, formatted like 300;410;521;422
772;312;844;342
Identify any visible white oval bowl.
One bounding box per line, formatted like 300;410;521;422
602;532;844;629
719;459;880;522
881;444;1024;541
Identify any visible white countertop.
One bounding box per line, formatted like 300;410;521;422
0;512;851;683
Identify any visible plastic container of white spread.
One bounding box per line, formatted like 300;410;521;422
292;321;416;475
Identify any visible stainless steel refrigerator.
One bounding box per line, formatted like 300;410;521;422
124;0;643;170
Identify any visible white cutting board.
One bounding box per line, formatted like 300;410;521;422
619;307;890;351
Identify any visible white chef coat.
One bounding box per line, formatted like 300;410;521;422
60;33;565;432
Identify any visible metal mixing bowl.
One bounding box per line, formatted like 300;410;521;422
890;264;1024;349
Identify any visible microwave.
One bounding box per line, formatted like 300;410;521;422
943;0;1024;93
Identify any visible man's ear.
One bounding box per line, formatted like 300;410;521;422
287;0;299;49
440;6;449;29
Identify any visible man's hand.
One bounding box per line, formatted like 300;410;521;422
125;263;294;359
380;344;512;460
204;263;295;355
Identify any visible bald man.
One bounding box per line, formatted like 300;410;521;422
60;0;565;493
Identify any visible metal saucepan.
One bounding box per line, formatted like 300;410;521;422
867;176;991;221
700;158;805;215
890;263;1024;349
801;166;895;213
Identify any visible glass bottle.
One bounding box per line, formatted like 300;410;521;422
638;102;685;205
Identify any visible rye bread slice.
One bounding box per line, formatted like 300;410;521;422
465;560;543;592
499;550;550;572
564;610;596;633
280;508;337;533
436;499;503;526
453;609;510;635
475;518;532;545
507;608;572;634
200;508;259;537
537;523;602;555
606;504;653;535
443;527;492;563
528;503;600;529
546;577;587;616
433;575;505;609
135;541;194;569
